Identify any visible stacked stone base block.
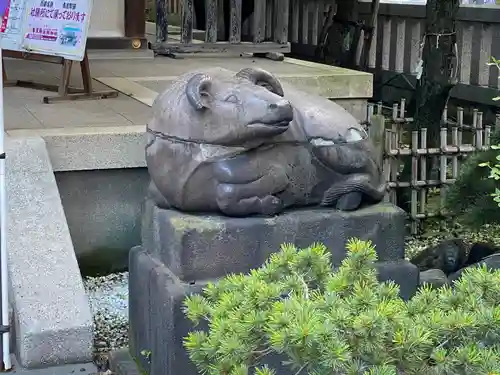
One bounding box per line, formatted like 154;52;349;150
129;247;202;375
129;201;420;375
141;200;410;280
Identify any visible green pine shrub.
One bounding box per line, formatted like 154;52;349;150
444;127;500;226
182;239;500;375
443;56;500;226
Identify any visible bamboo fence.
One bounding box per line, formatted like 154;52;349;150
367;100;496;233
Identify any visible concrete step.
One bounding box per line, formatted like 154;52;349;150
9;357;97;375
87;49;154;60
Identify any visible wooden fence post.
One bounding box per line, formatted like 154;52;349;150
369;113;385;169
156;0;169;43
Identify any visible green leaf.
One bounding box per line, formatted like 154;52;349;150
229;364;249;375
254;366;276;375
183;294;212;325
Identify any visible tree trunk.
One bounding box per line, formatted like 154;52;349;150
325;0;359;67
413;0;460;134
397;0;460;212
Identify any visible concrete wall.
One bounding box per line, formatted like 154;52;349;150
336;99;368;123
88;0;125;38
55;168;149;260
38;127;147;273
55;168;149;275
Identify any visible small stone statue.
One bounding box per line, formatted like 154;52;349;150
146;67;386;216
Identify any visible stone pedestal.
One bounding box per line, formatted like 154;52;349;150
128;200;419;375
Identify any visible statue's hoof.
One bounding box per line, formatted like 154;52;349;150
335;192;363;211
260;195;283;215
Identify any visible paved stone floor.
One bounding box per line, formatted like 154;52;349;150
3;58;151;132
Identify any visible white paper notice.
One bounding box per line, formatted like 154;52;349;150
21;0;92;60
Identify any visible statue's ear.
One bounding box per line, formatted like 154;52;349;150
185;73;213;110
235;68;284;97
258;82;276;94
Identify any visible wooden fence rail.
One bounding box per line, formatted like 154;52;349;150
155;0;291;55
368;100;496;233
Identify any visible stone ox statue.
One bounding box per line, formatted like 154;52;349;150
146;67;386;216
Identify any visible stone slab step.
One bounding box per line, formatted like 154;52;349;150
9;357;97;375
108;349;140;375
87;49;154;60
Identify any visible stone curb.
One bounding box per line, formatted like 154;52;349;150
6;137;94;368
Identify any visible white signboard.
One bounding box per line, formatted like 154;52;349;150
0;0;27;52
0;0;92;61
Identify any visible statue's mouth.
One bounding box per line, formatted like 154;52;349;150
247;120;291;129
309;128;368;147
310;137;336;146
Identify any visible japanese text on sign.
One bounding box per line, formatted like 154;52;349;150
29;6;86;22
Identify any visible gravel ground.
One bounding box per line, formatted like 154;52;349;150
84;272;129;353
405;223;500;259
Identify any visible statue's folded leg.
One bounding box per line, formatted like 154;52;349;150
213;157;289;216
320;173;385;211
335;192;363;211
215;172;289;216
216;191;282;216
147;180;172;209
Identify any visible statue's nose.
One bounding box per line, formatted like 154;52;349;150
268;99;293;122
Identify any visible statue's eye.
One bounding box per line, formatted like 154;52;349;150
225;94;239;103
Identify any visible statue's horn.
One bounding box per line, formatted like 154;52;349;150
185;73;212;110
235;68;284;97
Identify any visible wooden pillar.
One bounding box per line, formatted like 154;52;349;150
125;0;146;37
156;0;168;43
